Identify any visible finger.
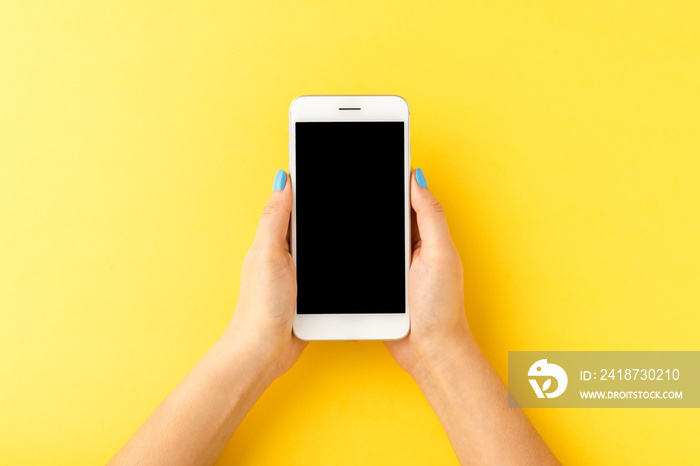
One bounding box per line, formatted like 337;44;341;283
409;166;421;250
410;167;453;251
253;169;292;250
411;189;421;249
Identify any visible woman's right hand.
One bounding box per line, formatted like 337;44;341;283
385;168;473;377
386;168;559;465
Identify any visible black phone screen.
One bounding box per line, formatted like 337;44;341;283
295;121;406;314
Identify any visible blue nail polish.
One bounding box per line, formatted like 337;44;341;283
273;169;286;191
416;167;428;188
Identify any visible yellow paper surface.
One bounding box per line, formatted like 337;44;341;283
1;1;698;464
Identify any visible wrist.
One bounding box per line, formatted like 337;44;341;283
407;325;476;386
216;328;281;388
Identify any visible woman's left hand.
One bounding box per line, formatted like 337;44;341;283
223;169;307;379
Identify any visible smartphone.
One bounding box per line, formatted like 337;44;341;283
289;95;411;340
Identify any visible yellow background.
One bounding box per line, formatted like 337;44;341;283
1;1;699;464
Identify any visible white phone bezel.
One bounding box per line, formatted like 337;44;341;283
289;95;411;341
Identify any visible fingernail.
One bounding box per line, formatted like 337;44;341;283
273;169;286;191
416;167;428;188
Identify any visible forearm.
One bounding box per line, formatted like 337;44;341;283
109;335;276;466
410;331;559;465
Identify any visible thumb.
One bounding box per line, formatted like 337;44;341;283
253;169;292;250
411;168;453;252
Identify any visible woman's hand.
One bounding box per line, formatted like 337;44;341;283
385;168;472;376
223;169;307;379
386;168;559;465
110;169;307;466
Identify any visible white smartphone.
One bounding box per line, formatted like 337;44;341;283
289;95;411;341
